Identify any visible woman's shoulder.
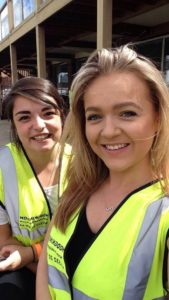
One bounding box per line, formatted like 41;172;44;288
0;143;15;157
0;143;25;165
2;143;17;153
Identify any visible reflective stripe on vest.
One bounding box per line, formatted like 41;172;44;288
73;287;96;300
48;265;70;293
123;196;169;300
0;146;46;240
48;194;169;299
48;265;96;299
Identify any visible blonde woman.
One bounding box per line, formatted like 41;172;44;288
37;45;169;300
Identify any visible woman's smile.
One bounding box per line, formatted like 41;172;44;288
102;143;129;151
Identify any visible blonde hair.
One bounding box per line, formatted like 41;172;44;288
55;44;169;231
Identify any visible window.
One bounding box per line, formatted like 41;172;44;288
13;0;35;27
57;72;68;96
1;4;9;39
13;0;23;27
0;0;6;10
23;0;35;19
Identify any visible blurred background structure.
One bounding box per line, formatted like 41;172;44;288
0;0;169;118
0;119;10;145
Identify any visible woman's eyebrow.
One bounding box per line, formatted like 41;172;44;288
85;107;100;113
14;110;30;116
113;102;143;111
41;105;55;112
85;102;143;113
114;101;142;110
14;105;55;116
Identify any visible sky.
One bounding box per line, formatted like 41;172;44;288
0;0;6;10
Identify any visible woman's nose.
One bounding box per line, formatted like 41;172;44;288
101;117;121;137
33;116;45;131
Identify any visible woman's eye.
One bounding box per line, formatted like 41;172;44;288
86;114;101;121
44;110;57;117
18;116;29;122
45;111;55;116
120;111;137;118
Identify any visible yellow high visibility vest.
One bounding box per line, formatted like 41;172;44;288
0;143;71;246
47;181;169;300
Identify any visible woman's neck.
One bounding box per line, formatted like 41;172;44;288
26;144;61;187
26;143;60;171
108;162;155;196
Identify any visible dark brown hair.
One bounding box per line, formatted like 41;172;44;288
4;76;65;148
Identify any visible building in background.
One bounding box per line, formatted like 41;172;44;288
0;0;169;117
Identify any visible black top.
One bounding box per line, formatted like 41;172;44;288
64;207;95;281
